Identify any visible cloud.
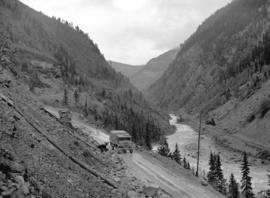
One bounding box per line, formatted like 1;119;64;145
20;0;231;64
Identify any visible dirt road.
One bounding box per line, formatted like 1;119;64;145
121;152;224;198
43;106;224;198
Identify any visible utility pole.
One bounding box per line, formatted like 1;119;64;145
196;112;202;177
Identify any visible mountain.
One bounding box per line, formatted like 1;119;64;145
108;61;144;78
147;0;270;150
0;0;172;149
130;48;178;91
0;0;174;196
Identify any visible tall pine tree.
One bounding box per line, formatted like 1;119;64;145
83;97;88;117
241;152;254;198
183;157;187;169
207;152;216;184
228;173;240;198
266;174;270;198
145;121;152;150
62;88;68;106
74;89;80;104
172;143;181;165
215;154;226;194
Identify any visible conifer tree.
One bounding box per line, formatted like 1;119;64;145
241;152;254;198
131;124;137;143
186;161;191;170
74;89;80;104
266;174;270;198
62;88;68;105
228;173;240;198
158;138;170;157
114;116;119;130
215;154;226;194
207;152;216;184
172;143;181;165
83;97;88;116
144;121;152;150
183;157;187;169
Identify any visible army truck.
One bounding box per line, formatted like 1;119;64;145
58;109;72;126
110;130;133;153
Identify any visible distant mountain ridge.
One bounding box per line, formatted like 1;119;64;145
130;48;178;91
108;61;144;78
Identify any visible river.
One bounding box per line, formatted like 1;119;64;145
162;115;269;193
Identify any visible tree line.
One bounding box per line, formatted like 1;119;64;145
207;151;270;198
156;138;270;198
61;86;166;148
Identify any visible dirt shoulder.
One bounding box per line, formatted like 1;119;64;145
121;150;225;198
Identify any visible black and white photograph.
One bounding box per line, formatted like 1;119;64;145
0;0;270;197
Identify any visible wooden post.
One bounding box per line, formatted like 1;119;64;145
196;112;202;177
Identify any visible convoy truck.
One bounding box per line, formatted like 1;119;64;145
109;130;133;153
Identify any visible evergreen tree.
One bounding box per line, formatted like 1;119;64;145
114;116;119;130
228;173;240;198
241;152;254;198
207;152;216;184
131;124;137;143
158;138;170;157
183;157;187;169
182;157;190;169
83;97;88;116
62;88;68;105
172;143;181;165
186;161;191;170
145;122;152;150
74;89;80;104
215;154;226;194
266;174;270;198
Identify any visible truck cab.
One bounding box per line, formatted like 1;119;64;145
110;130;133;153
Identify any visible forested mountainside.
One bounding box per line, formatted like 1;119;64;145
147;0;270;148
130;48;178;91
108;61;143;78
0;0;172;146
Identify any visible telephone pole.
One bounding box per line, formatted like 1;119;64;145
196;112;202;177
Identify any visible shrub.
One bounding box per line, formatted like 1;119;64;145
258;98;270;118
246;114;255;123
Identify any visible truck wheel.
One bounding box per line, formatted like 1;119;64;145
130;149;133;154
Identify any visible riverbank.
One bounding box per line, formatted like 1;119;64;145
166;114;269;193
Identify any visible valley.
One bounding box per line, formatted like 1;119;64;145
1;0;270;197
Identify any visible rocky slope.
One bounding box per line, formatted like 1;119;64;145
147;0;270;151
130;49;178;91
0;67;129;197
109;61;144;78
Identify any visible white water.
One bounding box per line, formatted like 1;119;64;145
164;115;269;192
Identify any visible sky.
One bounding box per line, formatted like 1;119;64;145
20;0;232;65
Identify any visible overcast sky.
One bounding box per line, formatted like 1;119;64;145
20;0;231;65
